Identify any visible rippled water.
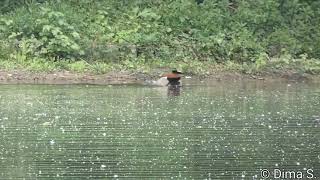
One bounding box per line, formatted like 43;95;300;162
0;82;319;179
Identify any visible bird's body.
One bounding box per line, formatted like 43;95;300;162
146;69;182;87
162;69;182;86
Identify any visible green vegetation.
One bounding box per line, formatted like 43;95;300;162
0;0;320;75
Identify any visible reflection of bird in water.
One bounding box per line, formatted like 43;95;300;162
167;85;181;96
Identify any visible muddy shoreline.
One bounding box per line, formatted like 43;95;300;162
0;69;319;85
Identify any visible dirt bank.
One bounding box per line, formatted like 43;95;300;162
0;69;319;85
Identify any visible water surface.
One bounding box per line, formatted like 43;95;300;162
0;82;319;179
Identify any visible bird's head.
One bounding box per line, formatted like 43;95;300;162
172;68;182;74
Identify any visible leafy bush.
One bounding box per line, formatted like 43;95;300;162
2;3;83;59
0;0;319;66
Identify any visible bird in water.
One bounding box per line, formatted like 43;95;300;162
162;68;183;86
150;68;183;87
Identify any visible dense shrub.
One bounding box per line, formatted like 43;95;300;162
0;0;319;63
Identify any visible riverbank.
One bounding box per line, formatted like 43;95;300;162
1;68;320;85
1;56;320;85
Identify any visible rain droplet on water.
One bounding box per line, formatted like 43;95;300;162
50;140;55;145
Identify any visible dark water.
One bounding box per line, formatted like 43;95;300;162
0;82;319;179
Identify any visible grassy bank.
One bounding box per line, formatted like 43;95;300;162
1;55;320;76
